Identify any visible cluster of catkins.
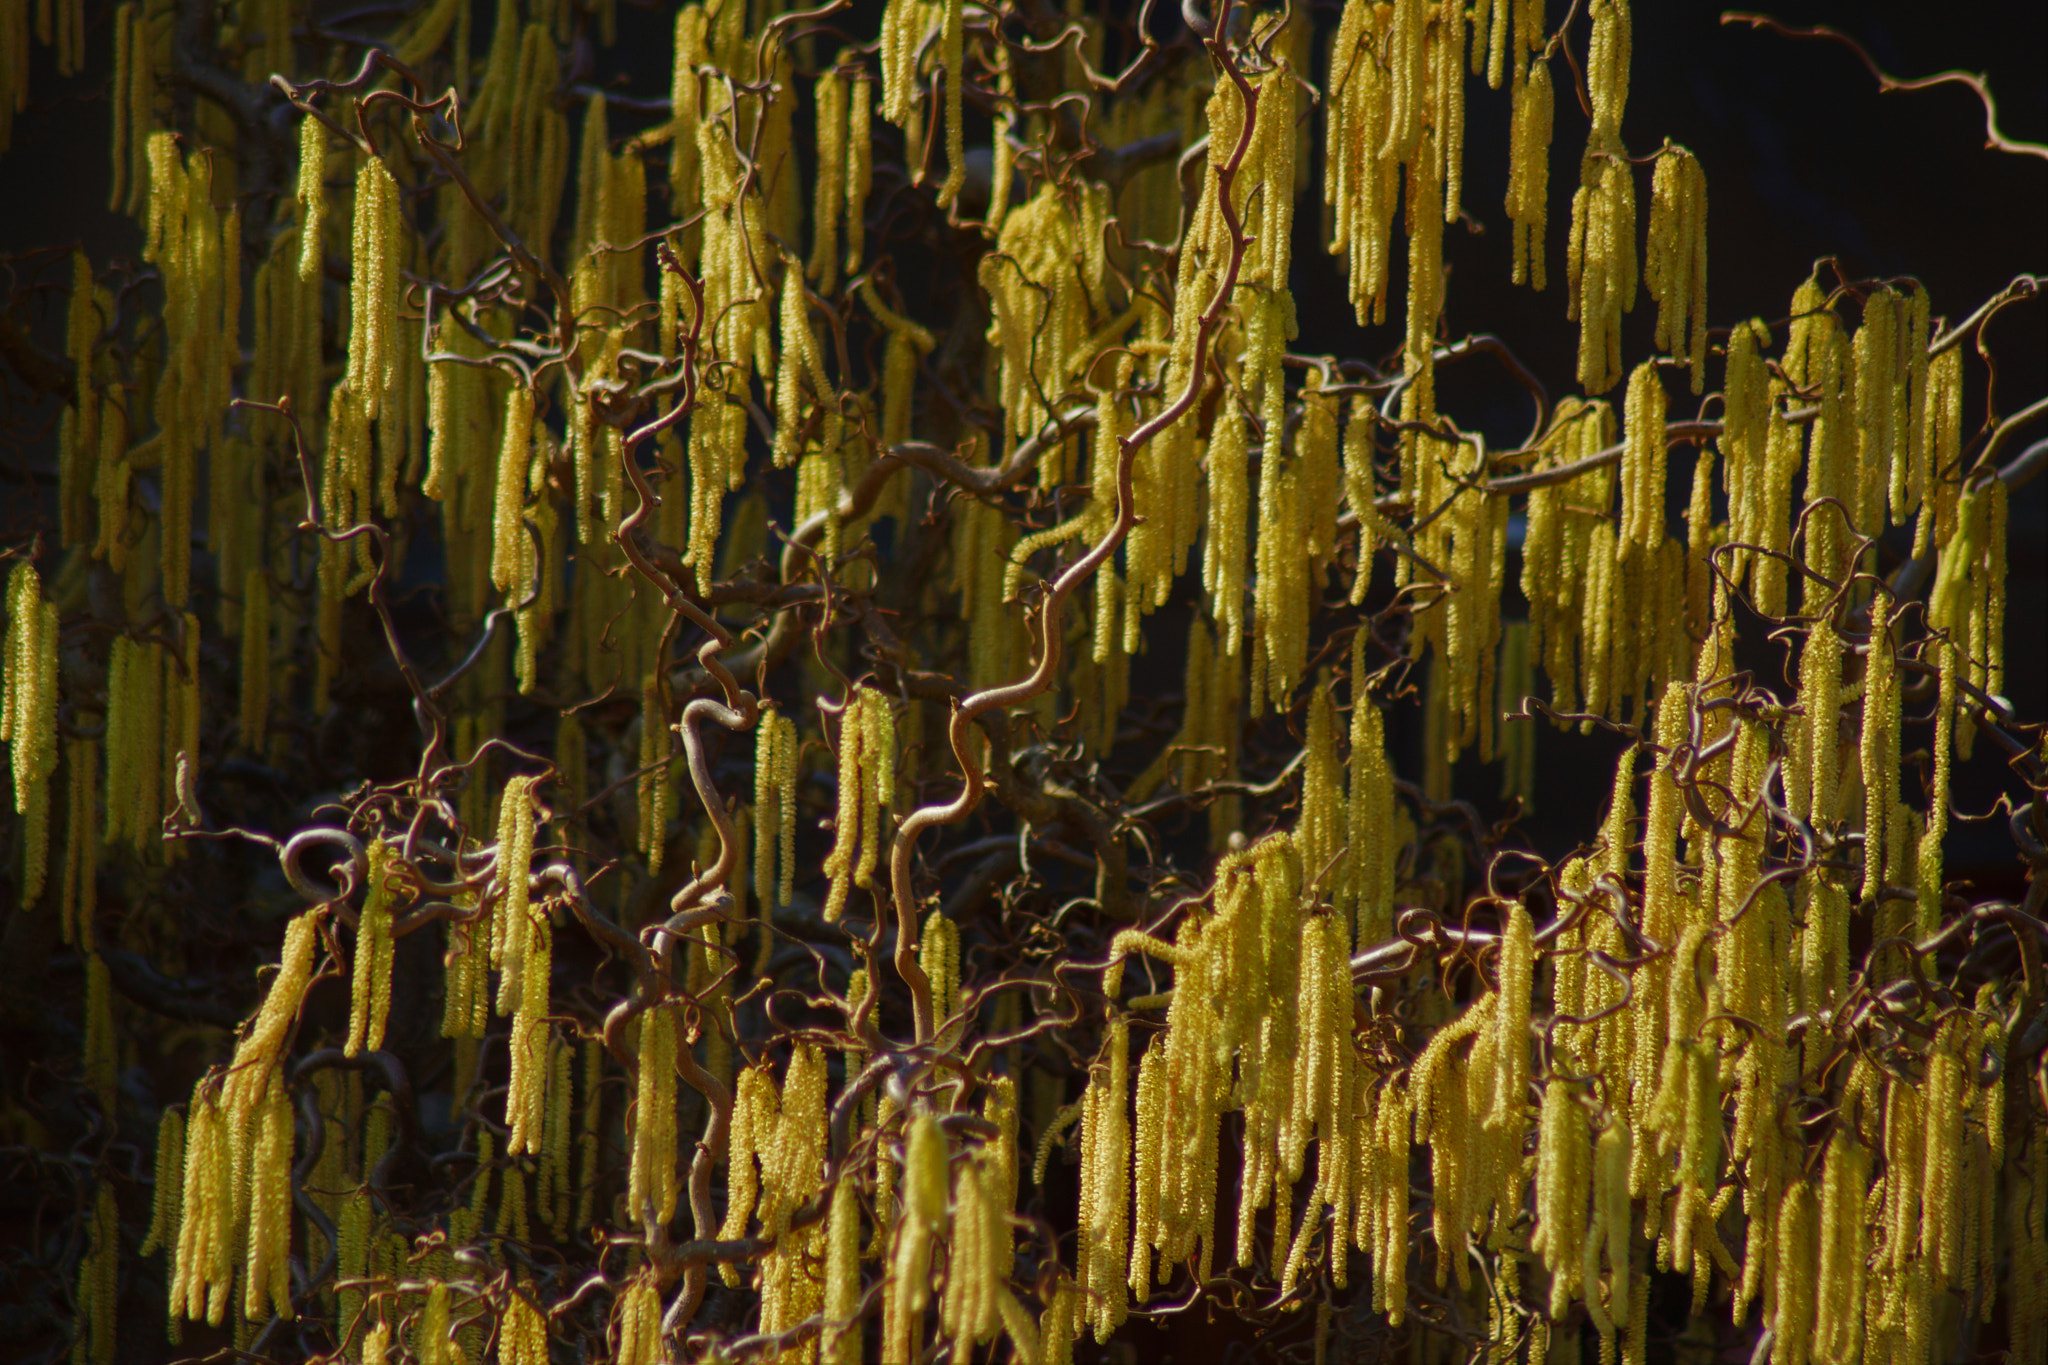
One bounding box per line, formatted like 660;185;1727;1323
0;0;2040;1363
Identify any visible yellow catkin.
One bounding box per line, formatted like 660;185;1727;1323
920;909;960;1046
936;0;964;205
1506;53;1553;290
346;153;401;421
628;1004;678;1227
1204;394;1249;653
845;68;872;272
824;690;893;921
1349;631;1395;948
221;908;320;1128
809;65;847;293
1646;145;1708;392
501;825;551;1155
3;561;59;901
1532;1065;1590;1317
773;263;835;468
296;116;326;282
1898;286;1937;531
491;385;535;595
824;1173;863;1365
344;838;399;1056
754;707;799;913
492;768;543;1112
143;1106;184;1261
242;1075;294;1322
615;1276;663;1365
887;1108;950;1363
172;1087;233;1326
638;672;672;873
1568;0;1636;395
1079;1016;1131;1341
1326;0;1400;324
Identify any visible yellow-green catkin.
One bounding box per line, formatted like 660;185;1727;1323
1348;630;1395;948
754;707;799;914
1506;47;1553;289
3;561;60;902
628;1004;679;1227
344;838;399;1056
1567;0;1636;394
886;1107;951;1363
1299;674;1345;930
822;689;893;921
1645;144;1708;392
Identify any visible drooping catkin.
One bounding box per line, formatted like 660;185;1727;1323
3;561;59;901
886;1108;950;1363
1349;632;1396;948
754;707;799;913
171;1086;234;1326
809;64;848;293
344;837;399;1057
143;1106;184;1260
1506;54;1553;289
1079;1016;1131;1341
615;1276;663;1365
845;68;872;272
491;386;536;596
823;689;893;921
242;1073;294;1322
1568;1;1637;395
1645;145;1708;392
627;1003;678;1226
345;153;402;421
935;0;964;206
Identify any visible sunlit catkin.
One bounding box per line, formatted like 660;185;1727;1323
492;773;540;1013
1568;0;1637;395
344;838;398;1056
887;1109;950;1363
346;153;401;419
296;115;326;282
242;1074;293;1322
171;1087;233;1326
1079;1016;1132;1340
824;1173;863;1365
919;909;961;1050
615;1276;663;1365
1349;636;1396;947
823;688;893;921
3;561;59;901
628;1003;678;1226
1506;54;1553;289
753;706;799;913
1646;145;1708;392
491;386;536;595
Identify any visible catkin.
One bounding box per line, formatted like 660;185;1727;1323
3;562;59;900
823;689;893;921
1506;54;1553;289
1645;146;1708;392
344;838;398;1056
